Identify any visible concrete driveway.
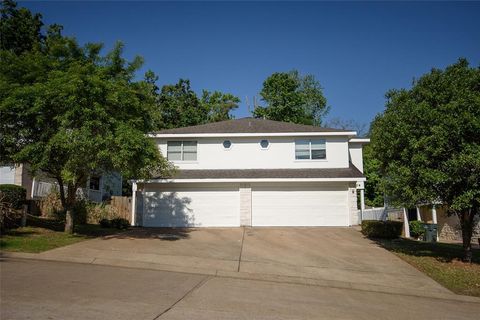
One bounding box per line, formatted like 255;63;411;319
33;227;450;295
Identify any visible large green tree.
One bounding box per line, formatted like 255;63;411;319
370;59;480;261
200;90;240;123
253;70;328;125
0;0;43;54
155;79;240;129
0;2;170;233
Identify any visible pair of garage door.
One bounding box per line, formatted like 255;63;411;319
142;184;349;227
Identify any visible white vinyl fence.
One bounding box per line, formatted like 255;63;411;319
360;207;403;222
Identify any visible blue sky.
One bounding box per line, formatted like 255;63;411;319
21;1;480;127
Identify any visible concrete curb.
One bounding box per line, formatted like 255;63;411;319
2;251;479;304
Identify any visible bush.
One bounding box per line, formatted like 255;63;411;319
0;184;26;209
39;190;63;220
86;202;119;224
110;218;130;229
361;220;403;239
99;218;111;228
99;218;129;229
409;220;426;238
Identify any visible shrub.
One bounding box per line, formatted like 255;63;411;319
99;218;129;229
99;218;111;228
361;220;403;239
39;190;63;220
0;193;23;230
0;184;26;209
86;203;119;224
110;218;130;229
73;199;88;225
409;220;426;239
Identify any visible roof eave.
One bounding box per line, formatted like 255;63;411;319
148;131;358;138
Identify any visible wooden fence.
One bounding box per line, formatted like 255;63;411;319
110;196;132;222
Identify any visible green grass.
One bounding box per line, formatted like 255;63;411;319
1;216;124;253
377;238;480;297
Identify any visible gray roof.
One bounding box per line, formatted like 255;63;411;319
153;118;352;135
155;163;364;180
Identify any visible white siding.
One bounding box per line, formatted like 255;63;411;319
0;166;15;184
348;142;364;172
143;183;240;227
156;136;349;170
251;183;349;226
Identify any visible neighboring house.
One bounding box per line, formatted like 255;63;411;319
131;117;369;227
0;164;122;203
405;205;479;242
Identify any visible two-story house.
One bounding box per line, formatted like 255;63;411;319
131;117;369;227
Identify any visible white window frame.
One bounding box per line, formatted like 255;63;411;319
167;141;197;161
294;139;326;160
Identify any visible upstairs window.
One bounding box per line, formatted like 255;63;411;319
167;141;197;161
295;139;326;160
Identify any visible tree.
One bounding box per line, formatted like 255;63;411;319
155;80;240;129
362;144;384;208
323;117;368;137
0;3;170;233
370;59;480;262
0;0;44;54
253;70;328;125
200;90;240;122
156;79;207;129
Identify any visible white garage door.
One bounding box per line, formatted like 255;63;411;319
252;184;349;226
143;185;240;227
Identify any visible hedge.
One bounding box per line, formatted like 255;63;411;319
0;184;27;209
361;220;403;239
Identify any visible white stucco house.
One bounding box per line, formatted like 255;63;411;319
131;118;369;227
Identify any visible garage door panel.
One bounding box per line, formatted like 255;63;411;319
252;185;349;226
143;186;239;227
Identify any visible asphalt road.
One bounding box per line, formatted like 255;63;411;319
1;259;479;320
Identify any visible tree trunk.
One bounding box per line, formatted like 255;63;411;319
57;177;66;211
65;208;74;234
63;183;77;234
459;209;474;263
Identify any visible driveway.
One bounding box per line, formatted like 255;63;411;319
34;227;451;295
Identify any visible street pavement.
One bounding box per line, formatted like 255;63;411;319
1;258;479;320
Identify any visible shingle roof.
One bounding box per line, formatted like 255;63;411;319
154;163;364;180
153;118;352;135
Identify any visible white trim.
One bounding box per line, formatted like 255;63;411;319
349;138;370;143
131;182;137;226
150;132;357;138
136;177;366;184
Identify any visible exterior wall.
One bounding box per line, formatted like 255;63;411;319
156;136;350;170
348;142;364;172
239;183;252;226
0;166;15;184
0;165;33;199
101;172;122;198
347;185;359;225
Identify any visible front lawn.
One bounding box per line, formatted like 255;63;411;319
1;216;124;253
377;238;480;297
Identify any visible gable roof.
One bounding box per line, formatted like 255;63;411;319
152;163;364;181
152;118;353;135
